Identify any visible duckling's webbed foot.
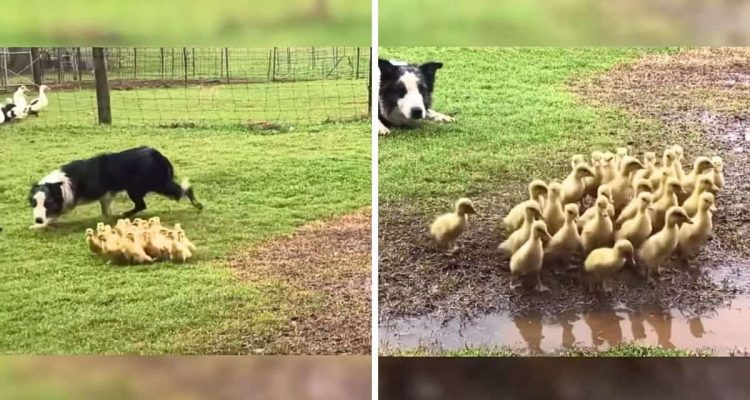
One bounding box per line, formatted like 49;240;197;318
534;274;549;293
509;275;523;291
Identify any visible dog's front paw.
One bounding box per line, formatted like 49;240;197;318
378;123;391;135
431;112;455;123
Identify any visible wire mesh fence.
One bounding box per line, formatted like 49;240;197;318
0;47;370;127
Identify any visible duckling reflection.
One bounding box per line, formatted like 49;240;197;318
689;318;706;338
646;311;675;348
513;313;544;355
627;310;647;341
584;307;623;348
557;311;579;348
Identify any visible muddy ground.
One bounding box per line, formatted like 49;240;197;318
379;48;750;322
230;210;371;355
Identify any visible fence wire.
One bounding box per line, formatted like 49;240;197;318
0;47;370;127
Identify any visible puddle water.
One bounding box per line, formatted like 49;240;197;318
381;296;750;355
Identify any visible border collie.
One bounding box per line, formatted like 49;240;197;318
378;59;455;135
29;146;203;228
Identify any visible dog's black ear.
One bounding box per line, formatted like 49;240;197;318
419;62;443;91
378;59;399;80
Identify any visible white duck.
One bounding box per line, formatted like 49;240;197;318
10;85;29;119
26;85;50;116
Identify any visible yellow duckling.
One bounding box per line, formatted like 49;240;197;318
167;230;193;262
614;147;629;170
581;195;614;254
584;151;604;198
543;181;565;235
503;181;548;232
650;148;676;191
637;206;693;281
650;177;682;233
98;232;124;263
561;163;595;204
671;145;686;184
608;156;644;211
677;192;717;267
85;228;103;254
148;216;162;229
682;175;720;217
615;192;653;249
631;152;656;190
510;220;552;292
143;230;169;260
570;154;586;168
499;201;543;256
430;198;479;253
121;232;153;264
616;179;653;227
173;223;197;252
681;156;714;197
584;239;634;293
651;169;671;202
578;184;614;230
544;204;582;271
709;156;724;191
599;152;617;185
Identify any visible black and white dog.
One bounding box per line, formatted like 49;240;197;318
378;58;455;135
29;146;203;228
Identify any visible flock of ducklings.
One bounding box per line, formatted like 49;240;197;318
85;217;196;264
430;145;725;294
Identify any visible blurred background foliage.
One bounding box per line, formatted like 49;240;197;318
0;357;370;400
380;0;750;46
0;0;370;46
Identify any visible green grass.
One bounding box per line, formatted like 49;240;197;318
0;0;369;46
380;0;697;46
387;344;709;357
379;47;677;205
22;79;368;127
0;121;369;354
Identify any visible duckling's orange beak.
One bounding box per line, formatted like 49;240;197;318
709;205;718;213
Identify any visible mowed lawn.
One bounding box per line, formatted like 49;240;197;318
22;79;369;127
0;122;369;354
379;47;677;204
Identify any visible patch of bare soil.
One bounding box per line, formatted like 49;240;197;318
380;48;750;321
230;210;371;355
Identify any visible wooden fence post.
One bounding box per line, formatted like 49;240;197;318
92;47;112;124
29;47;43;86
183;48;188;84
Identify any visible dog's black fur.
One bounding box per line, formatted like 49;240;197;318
378;59;444;130
2;103;17;121
29;146;202;225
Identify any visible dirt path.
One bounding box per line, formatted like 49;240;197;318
379;48;749;322
230;210;371;355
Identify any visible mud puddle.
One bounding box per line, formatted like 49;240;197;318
381;295;750;355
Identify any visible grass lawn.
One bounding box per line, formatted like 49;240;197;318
20;79;369;127
386;343;708;357
0;120;370;354
0;0;369;46
379;47;675;204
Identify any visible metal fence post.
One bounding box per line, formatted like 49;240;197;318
92;47;112;124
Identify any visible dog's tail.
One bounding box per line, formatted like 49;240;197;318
179;178;203;211
160;178;203;211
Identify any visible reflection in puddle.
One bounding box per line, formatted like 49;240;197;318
380;297;750;355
